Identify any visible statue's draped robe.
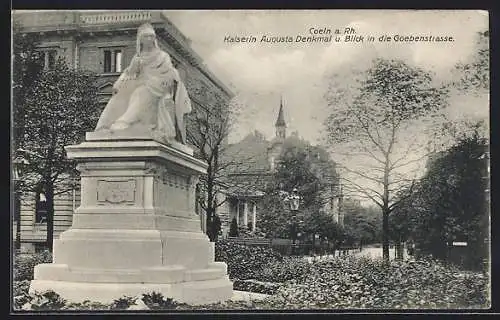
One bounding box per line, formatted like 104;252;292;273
95;48;192;144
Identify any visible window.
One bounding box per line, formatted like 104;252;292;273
40;50;58;70
35;192;47;223
103;49;123;73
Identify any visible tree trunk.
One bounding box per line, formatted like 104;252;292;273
205;162;216;242
206;207;215;242
45;181;55;252
382;153;391;263
382;209;390;262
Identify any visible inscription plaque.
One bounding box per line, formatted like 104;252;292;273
97;180;136;204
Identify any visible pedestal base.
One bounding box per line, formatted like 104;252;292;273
29;138;233;305
30;278;233;305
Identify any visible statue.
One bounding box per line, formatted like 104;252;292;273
94;23;192;144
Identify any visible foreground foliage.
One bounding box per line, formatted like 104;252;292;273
264;256;489;309
14;246;489;310
14;251;52;281
215;240;284;280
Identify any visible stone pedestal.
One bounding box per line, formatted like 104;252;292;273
29;135;233;305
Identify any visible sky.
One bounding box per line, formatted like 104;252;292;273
165;10;489;204
165;10;489;145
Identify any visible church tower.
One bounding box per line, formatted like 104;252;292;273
275;96;287;139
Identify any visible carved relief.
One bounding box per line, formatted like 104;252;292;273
76;164;91;175
163;172;190;190
144;163;161;177
97;180;136;204
152;169;193;216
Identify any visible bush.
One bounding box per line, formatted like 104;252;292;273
233;279;280;295
13;280;31;310
62;300;110;310
29;290;67;310
15;290;190;311
215;240;283;280
237;227;267;239
14;251;53;281
110;296;137;310
141;292;183;310
259;257;312;283
263;256;490;309
229;218;238;237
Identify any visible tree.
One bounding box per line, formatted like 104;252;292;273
343;203;382;246
258;191;292;238
428;30;489;152
186;90;245;242
454;30;489;93
12;21;44;153
12;22;45;251
324;58;448;262
258;142;339;240
15;56;101;251
405;127;488;269
302;209;343;253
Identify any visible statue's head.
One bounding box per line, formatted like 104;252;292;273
137;23;158;54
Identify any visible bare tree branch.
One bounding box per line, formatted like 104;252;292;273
339;165;384;185
341;176;384;207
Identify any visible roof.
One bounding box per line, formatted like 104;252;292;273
222;131;271;174
221;184;266;198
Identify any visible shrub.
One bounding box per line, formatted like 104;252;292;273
110;296;137;310
237;227;267;239
29;290;67;310
15;291;194;311
233;279;280;295
13;280;31;310
229;218;238;237
263;256;490;309
215;240;283;280
259;257;312;283
141;292;184;310
14;251;53;281
62;301;110;310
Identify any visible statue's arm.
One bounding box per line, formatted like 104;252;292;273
113;55;140;93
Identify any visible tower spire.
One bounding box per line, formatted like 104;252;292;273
275;95;287;140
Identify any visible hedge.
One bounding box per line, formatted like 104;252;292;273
14;251;52;281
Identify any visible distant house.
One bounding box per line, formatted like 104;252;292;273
218;98;344;236
13;10;233;252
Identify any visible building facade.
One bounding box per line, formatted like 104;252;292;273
13;10;233;252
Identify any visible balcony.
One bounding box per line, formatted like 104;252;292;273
80;11;152;25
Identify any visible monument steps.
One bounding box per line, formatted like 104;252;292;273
34;263;227;284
